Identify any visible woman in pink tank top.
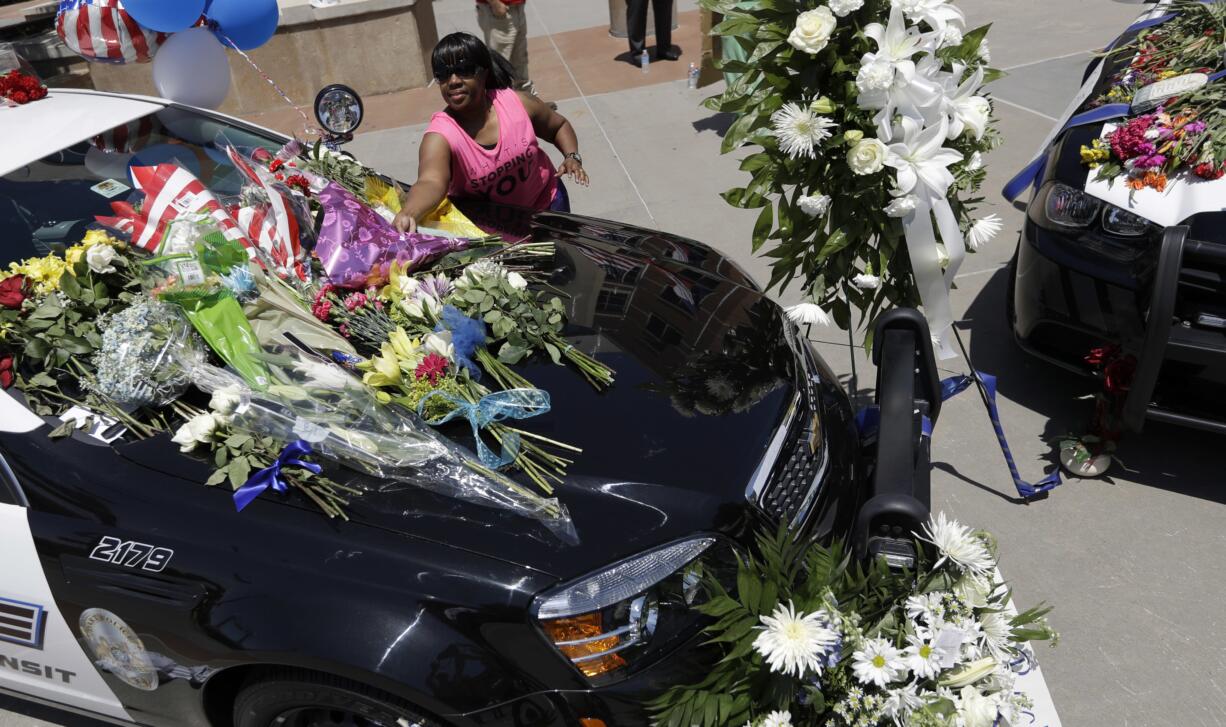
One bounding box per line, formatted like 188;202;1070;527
394;33;589;233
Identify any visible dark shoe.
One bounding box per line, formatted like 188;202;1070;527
656;46;681;61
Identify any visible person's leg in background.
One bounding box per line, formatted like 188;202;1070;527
626;0;649;57
507;4;535;96
477;3;520;82
652;0;678;60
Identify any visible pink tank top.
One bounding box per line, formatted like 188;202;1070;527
425;88;558;210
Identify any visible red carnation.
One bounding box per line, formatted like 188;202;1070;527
0;275;26;309
0;355;13;389
414;353;449;386
1194;162;1226;180
269;159;285;172
10;91;28;105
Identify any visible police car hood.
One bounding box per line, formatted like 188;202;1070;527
342;212;801;580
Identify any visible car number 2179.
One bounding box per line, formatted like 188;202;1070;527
89;537;174;573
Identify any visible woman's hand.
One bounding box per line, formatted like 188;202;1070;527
489;0;509;18
557;157;589;187
393;208;418;234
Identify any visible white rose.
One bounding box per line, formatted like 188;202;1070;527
401;294;441;320
847;138;888;175
957;686;999;727
396;275;421;298
208;385;244;419
506;271;528;290
171;413;220;453
787;7;837;54
828;0;864;17
85;244;117;274
856;61;894;93
424;331;455;361
797;194;832;217
884;194;918;218
955;96;992;140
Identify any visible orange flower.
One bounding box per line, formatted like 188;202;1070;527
1145;171;1167;192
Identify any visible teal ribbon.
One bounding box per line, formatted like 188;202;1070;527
416;388;551;469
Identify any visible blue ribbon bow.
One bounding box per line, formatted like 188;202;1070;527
416;388;550;469
233;439;322;512
856;372;1061;500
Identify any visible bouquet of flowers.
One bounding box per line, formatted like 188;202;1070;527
0;69;48;106
650;514;1056;726
1080;1;1226;191
702;0;1002;356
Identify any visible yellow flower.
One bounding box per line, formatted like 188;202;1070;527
18;255;68;295
388;327;422;363
361;343;403;388
1079;139;1110;166
80;229;119;248
65;245;86;268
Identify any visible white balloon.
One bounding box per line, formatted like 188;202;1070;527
84;146;135;180
152;28;231;109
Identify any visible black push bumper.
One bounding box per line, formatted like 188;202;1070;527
1014;220;1226;434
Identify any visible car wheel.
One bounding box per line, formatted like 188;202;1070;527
233;670;441;727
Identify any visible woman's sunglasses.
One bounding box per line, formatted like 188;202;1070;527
433;61;479;82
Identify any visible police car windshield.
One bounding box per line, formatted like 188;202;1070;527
0;109;283;269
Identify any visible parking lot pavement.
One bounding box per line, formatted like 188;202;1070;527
6;1;1225;725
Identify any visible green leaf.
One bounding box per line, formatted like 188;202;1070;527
47;419;77;440
463;289;487;304
59;336;93;355
58;272;82;298
227;457;252;488
23;337;49;360
751;205;773;252
205;469;228;487
26;372;57;388
711;14;759;38
28;302;62;320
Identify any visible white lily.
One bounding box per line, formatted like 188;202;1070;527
859;9;943;138
885;117;964;201
943;65;991;140
894;0;966;34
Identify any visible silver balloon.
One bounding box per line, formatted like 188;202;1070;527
152;28;231;110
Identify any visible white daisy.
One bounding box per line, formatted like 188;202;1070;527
761;710;793;727
905;593;940;624
851;637;906;688
903;631;945;680
852;273;880;290
966;213;1003;250
918;512;995;575
770;103;837;160
785;302;833;327
753;601;839;677
798;193;832;217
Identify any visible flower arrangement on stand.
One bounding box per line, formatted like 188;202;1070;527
702;0;1002;354
649;514;1057;726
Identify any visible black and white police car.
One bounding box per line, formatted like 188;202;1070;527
0;88;942;726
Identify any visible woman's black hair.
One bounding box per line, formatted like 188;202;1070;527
431;32;517;90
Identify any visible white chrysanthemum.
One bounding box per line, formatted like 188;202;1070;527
905;593;940;624
919;512;995;575
771;103;837;160
798;193;832;217
828;0;864;17
851;637;906;688
884;194;917;218
978;38;991;63
761;710;793;727
852;273;880;290
753;601;839;677
785;302;833;327
978;611;1013;661
856;61;895;93
903;632;945;680
967;213;1002;250
941;24;964;48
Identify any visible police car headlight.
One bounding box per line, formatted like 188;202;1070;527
1043;182;1102;228
1101;205;1151;237
532;537;726;683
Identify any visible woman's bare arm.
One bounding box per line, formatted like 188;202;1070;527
394;132;453;233
518;91;588;187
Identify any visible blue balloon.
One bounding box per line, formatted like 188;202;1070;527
206;0;279;51
123;0;206;34
127;143;203;185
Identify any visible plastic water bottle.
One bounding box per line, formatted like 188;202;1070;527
687;62;699;89
640;49;650;73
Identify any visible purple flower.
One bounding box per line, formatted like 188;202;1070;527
1185;120;1207;135
1132;153;1167;170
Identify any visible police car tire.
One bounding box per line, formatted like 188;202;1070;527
233;669;442;727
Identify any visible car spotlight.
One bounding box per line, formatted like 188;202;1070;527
314;84;364;143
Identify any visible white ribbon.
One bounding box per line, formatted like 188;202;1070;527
887;117;966;359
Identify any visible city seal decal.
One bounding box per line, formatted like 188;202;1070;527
79;609;157;691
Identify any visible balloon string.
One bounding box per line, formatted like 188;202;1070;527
212;26;322;139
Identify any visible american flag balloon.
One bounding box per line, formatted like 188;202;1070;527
56;0;168;64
